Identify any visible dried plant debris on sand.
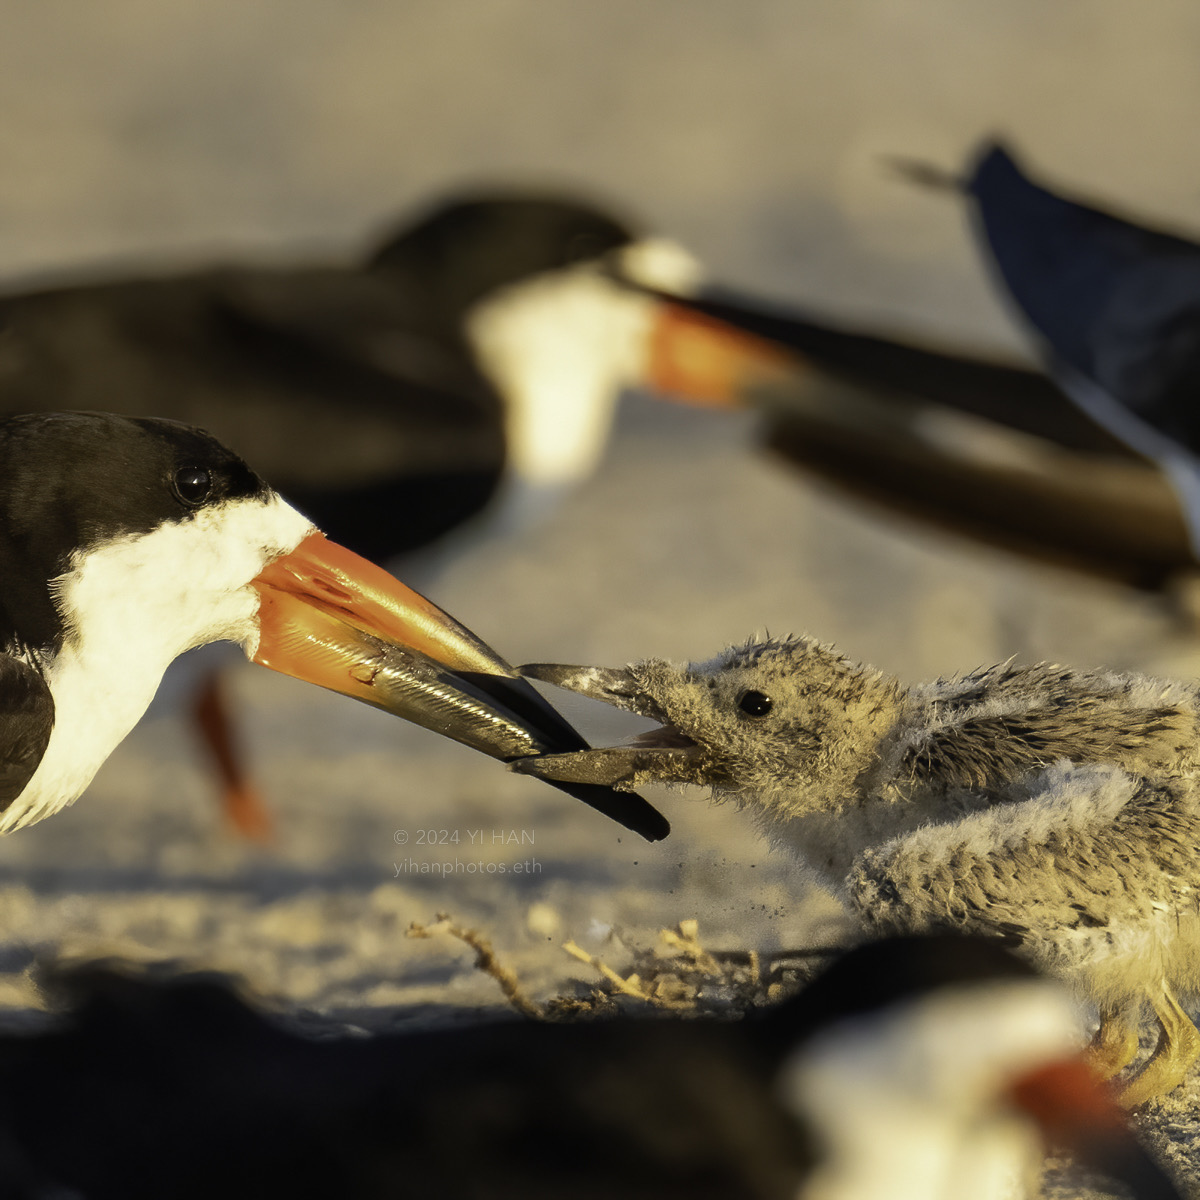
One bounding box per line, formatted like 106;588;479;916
409;913;832;1019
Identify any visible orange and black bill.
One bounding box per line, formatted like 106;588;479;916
632;284;1200;586
247;531;669;841
635;280;1118;449
642;292;805;410
1009;1055;1183;1200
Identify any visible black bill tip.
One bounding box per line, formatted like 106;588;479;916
458;668;670;841
550;779;670;841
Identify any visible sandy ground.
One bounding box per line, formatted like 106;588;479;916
4;1;1200;1193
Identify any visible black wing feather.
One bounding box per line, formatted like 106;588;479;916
0;653;52;811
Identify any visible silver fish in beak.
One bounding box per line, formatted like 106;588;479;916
250;538;670;840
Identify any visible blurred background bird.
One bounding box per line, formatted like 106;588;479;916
632;280;1195;591
964;140;1200;558
629;156;1200;595
0;192;707;562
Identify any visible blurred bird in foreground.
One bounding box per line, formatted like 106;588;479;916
0;190;795;837
520;637;1200;1105
0;936;1180;1200
0;411;668;841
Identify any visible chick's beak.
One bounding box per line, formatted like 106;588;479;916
518;663;665;718
512;662;698;788
247;534;670;840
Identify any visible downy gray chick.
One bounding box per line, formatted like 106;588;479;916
517;637;1200;1107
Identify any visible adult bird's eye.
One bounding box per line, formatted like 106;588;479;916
737;690;772;717
173;466;214;507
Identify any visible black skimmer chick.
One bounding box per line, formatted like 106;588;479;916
0;411;668;840
0;936;1180;1200
519;638;1200;1104
0;190;789;835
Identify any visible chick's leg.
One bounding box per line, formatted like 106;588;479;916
1118;986;1200;1108
1087;1007;1142;1080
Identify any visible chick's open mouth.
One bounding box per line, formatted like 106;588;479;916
511;662;700;788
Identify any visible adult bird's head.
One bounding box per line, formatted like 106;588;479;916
0;412;668;838
369;192;801;515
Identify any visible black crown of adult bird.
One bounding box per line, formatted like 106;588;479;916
0;412;668;840
519;637;1200;1104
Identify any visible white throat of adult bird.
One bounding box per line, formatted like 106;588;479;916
464;236;705;532
19;494;313;832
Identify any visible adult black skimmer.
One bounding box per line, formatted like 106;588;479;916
520;635;1200;1104
0;190;791;836
0;936;1180;1199
0;411;668;840
962;141;1200;559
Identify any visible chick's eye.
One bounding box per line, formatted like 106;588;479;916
173;466;214;507
737;690;772;717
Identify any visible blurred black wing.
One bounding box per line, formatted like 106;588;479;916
969;142;1200;457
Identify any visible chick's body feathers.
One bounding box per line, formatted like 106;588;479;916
853;765;1200;1003
898;661;1198;791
